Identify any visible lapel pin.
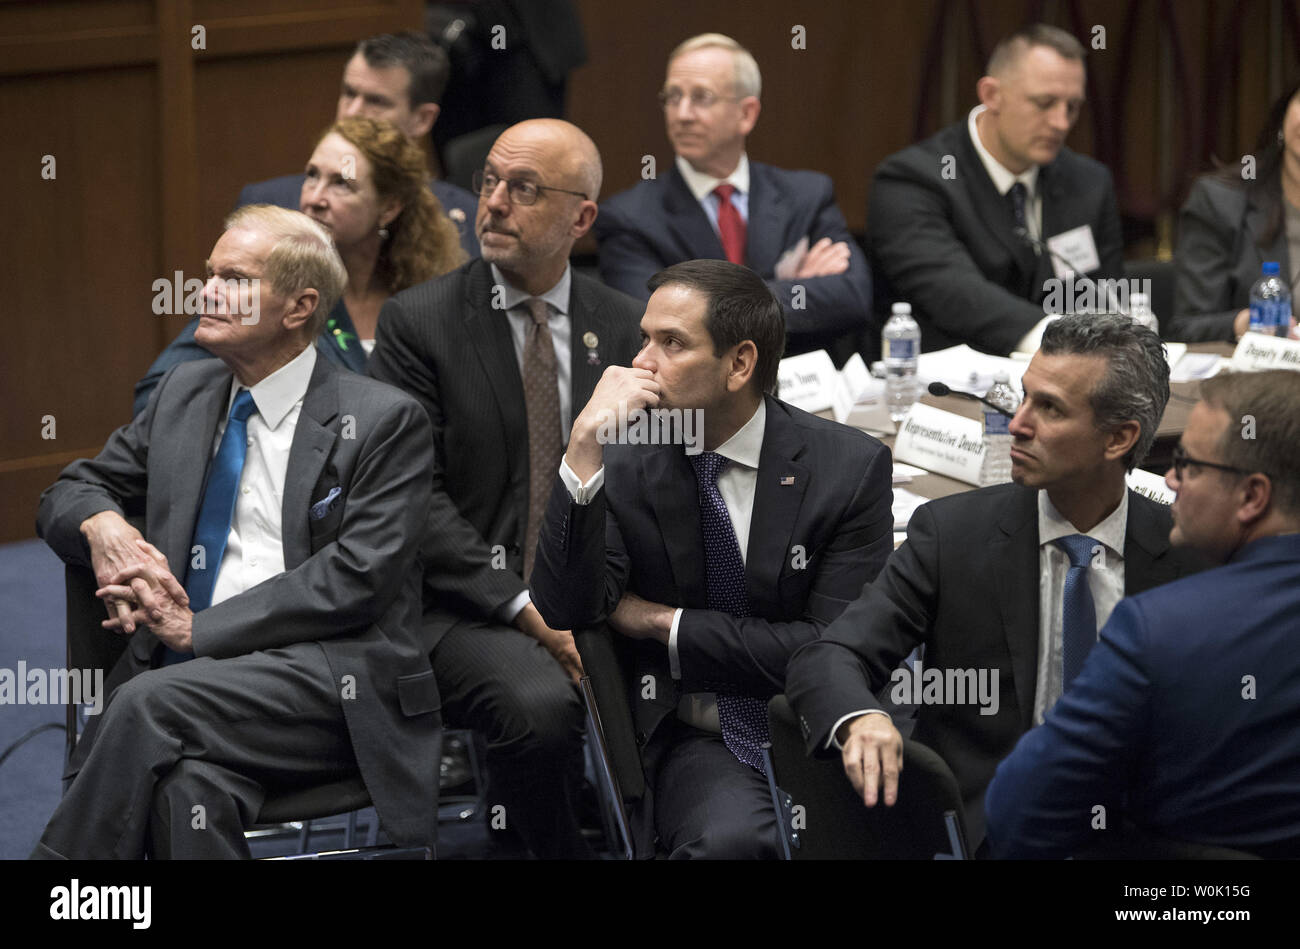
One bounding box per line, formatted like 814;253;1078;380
582;331;599;349
779;475;796;486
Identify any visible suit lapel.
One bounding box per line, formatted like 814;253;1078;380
745;398;808;615
991;487;1042;732
957;128;1036;289
568;274;622;433
1243;191;1290;280
165;373;232;576
744;162;786;272
664;165;727;260
1121;490;1172;595
642;445;707;606
281;357;339;568
462;260;528;482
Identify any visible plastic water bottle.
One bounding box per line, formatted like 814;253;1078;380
883;302;920;424
1128;292;1158;333
979;371;1021;487
1249;262;1292;337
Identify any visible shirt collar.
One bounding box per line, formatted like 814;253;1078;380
968;105;1039;198
711;398;765;470
489;262;572;317
676;152;751;204
1038;487;1128;557
227;342;316;431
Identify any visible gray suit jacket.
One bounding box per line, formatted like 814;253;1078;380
1172;175;1290;342
367;257;644;643
37;354;441;848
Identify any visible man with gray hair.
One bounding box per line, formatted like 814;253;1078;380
595;32;872;355
32;206;441;858
786;314;1203;854
869;23;1124;356
987;369;1300;858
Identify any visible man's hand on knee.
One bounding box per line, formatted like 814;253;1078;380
514;602;584;683
837;713;903;808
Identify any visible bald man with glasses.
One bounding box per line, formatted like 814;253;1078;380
368;119;644;859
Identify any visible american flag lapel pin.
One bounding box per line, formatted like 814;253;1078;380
779;475;796;486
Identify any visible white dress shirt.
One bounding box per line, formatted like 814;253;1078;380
1032;488;1128;724
493;262;574;625
968;105;1059;353
827;487;1129;749
208;343;316;608
560;400;767;734
676;153;751;234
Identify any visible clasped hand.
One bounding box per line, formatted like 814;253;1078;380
94;537;194;652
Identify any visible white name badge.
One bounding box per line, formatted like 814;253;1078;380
1230;332;1300;372
777;350;840;415
1045;224;1101;280
892;403;986;486
1126;467;1175;505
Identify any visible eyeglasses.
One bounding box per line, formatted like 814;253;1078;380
1170;445;1253;481
657;88;742;110
472;169;587;206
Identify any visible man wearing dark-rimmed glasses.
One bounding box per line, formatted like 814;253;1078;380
988;368;1300;858
368;119;644;858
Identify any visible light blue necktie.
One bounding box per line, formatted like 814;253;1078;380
689;451;770;773
164;388;257;665
1054;534;1099;687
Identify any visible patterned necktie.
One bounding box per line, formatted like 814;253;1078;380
713;184;746;265
168;388;258;664
688;451;770;773
522;297;562;582
1007;181;1029;233
1054;534;1099;688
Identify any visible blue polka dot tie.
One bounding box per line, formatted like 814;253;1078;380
689;451;770;773
166;388;257;665
1054;534;1099;688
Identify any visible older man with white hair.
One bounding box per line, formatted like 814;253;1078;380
33;205;440;859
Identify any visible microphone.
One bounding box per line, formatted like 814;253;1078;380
1013;227;1118;312
927;381;1015;417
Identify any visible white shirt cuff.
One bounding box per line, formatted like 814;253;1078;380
499;589;532;625
1014;314;1059;355
826;708;892;751
667;608;685;679
559;456;605;505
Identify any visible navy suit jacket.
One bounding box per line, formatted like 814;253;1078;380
986;533;1300;859
868;120;1124;355
594;161;872;342
237;172;481;259
530;395;893;765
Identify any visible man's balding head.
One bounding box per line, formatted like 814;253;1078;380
475;120;603;293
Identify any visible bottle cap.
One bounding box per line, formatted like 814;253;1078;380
993;370;1010;383
1263;262;1281;275
1130;292;1148;306
891;302;912;315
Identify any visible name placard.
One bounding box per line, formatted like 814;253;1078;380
1230;333;1300;372
777;350;839;415
892;403;986;486
1126;467;1175;505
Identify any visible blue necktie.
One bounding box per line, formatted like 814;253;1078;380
688;451;770;773
164;388;258;664
1054;534;1099;687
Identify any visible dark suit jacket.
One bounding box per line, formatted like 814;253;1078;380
595;162;873;341
529;395;893;772
784;482;1202;848
37;355;441;848
868;120;1124;355
1171;175;1290;342
366;257;643;643
237;172;481;258
133;300;367;417
987;533;1300;858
